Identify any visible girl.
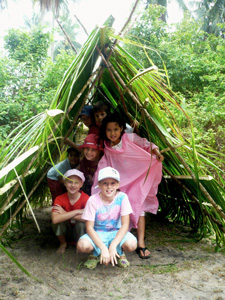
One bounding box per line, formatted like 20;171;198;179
78;134;103;196
92;112;164;259
77;167;137;269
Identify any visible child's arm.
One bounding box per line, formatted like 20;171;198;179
64;138;81;152
86;220;111;265
108;214;130;266
52;205;84;224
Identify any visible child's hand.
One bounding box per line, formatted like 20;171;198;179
109;243;120;266
100;246;110;265
156;153;164;162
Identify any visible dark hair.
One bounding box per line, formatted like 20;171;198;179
93;101;110;114
67;147;80;156
100;112;126;142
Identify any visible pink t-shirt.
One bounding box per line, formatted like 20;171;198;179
82;191;133;232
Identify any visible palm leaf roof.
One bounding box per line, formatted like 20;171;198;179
0;15;225;246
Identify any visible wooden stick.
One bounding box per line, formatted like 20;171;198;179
74;14;89;36
56;19;77;54
95;45;133;124
161;142;185;153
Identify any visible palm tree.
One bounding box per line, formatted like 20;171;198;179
145;0;189;22
194;0;225;35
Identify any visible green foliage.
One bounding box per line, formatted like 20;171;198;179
4;28;50;68
0;26;75;147
125;6;225;180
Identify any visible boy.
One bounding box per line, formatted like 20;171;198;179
47;148;80;204
52;169;89;254
93;101;109;127
77;167;137;269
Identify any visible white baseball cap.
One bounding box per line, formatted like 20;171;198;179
98;167;120;182
64;169;85;182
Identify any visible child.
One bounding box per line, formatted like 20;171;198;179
93;101;110;127
77;167;137;269
52;169;89;254
92;112;164;259
78;134;103;195
47;148;80;204
80;105;99;135
93;100;135;133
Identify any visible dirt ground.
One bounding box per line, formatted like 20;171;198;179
0;207;225;300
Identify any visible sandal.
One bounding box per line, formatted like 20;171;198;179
136;247;151;259
117;254;130;268
84;255;100;269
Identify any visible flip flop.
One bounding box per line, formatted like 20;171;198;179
117;254;130;268
136;247;151;259
84;255;100;269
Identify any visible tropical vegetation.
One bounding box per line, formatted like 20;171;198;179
0;0;225;274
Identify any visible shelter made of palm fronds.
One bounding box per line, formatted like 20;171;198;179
0;15;225;247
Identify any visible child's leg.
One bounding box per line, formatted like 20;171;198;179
136;214;150;258
77;235;99;270
56;235;67;254
77;237;94;253
119;232;137;254
52;222;68;254
116;232;137;268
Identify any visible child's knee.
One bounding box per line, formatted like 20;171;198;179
122;239;137;252
77;238;93;253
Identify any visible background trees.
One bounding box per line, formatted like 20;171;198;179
0;27;75;146
125;4;225;176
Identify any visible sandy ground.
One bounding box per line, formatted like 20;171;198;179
0;207;225;300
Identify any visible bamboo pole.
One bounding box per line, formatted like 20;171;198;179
109;63;225;220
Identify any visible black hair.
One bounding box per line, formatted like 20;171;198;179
100;112;126;142
67;147;80;156
93;101;110;114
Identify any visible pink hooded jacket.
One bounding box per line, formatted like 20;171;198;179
91;133;163;228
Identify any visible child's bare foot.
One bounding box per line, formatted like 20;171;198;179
56;243;67;254
136;247;151;259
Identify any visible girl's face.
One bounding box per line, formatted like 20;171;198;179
64;175;83;195
106;122;123;146
94;110;107;126
68;151;80;167
98;178;119;201
83;147;99;161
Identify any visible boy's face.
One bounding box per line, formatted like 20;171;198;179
94;110;107;126
68;151;80;167
64;175;83;195
81;115;92;128
98;178;119;199
83;147;99;162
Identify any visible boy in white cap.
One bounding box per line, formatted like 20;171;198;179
52;169;89;254
77;167;137;269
